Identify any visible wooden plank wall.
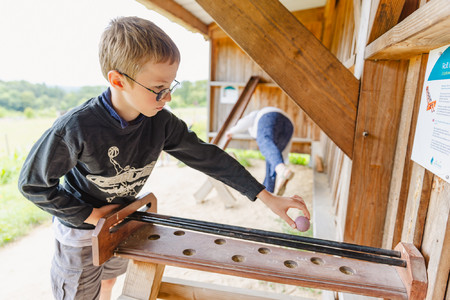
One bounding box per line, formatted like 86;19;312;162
319;0;357;239
319;0;450;298
207;8;325;152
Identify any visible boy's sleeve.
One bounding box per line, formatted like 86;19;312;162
18;129;93;227
162;115;265;201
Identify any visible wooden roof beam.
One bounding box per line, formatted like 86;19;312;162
365;0;450;60
367;0;407;44
136;0;209;38
195;0;360;158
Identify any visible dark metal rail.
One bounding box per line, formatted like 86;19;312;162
124;211;406;267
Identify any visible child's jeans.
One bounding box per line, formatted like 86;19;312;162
256;112;293;192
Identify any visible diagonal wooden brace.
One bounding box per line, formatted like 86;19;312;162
194;76;260;207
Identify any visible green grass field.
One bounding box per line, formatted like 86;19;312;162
0;117;55;155
0;117;56;246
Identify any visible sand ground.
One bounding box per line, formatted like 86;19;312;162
0;157;319;299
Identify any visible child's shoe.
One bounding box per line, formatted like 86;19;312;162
275;167;294;196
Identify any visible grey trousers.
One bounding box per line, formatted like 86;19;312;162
51;239;128;300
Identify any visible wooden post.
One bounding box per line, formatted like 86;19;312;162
367;0;407;44
394;242;428;300
136;0;209;37
119;261;165;300
365;0;450;60
383;54;428;249
345;60;409;247
420;177;450;300
401;163;433;248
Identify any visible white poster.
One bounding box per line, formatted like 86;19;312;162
411;44;450;183
220;85;238;104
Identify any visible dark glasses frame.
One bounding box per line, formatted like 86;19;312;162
118;71;179;101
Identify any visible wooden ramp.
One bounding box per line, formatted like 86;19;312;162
193;76;260;207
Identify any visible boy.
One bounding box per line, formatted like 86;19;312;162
18;16;310;300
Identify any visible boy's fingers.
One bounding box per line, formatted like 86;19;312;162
289;195;311;220
278;211;296;229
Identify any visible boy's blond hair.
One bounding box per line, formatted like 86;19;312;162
99;16;180;80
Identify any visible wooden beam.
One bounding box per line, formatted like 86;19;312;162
136;0;209;38
354;0;373;79
345;60;409;247
367;0;406;44
446;275;450;300
391;54;429;248
212;76;260;148
292;7;324;24
291;7;324;41
401;164;433;249
398;0;421;22
322;0;338;50
120;261;165;300
383;54;428;249
194;76;260;206
367;0;381;39
365;0;450;60
157;277;295;300
195;0;360;158
420;177;450;300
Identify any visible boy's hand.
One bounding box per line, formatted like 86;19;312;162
257;189;310;230
85;204;120;226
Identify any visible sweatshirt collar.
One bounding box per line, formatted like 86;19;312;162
100;88;144;128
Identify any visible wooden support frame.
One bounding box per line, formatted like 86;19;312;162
120;261;165;300
92;193;158;266
195;0;360;158
391;54;429;248
365;0;450;60
401;164;433;248
157;276;299;300
92;198;427;300
345;60;409;247
367;0;407;44
130;1;450;297
419;177;450;299
383;54;428;249
136;0;209;38
210;76;260;149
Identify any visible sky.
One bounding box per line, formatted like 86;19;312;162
0;0;210;87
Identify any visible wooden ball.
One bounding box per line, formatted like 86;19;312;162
295;216;310;232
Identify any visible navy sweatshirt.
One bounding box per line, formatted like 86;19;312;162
18;92;265;229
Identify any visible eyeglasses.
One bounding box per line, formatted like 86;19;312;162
118;72;180;101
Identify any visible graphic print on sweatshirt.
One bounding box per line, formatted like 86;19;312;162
87;146;155;202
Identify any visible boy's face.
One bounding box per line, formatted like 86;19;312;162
116;60;179;120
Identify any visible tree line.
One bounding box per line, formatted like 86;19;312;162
0;79;207;117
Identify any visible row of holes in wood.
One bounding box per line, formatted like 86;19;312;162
147;230;356;276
